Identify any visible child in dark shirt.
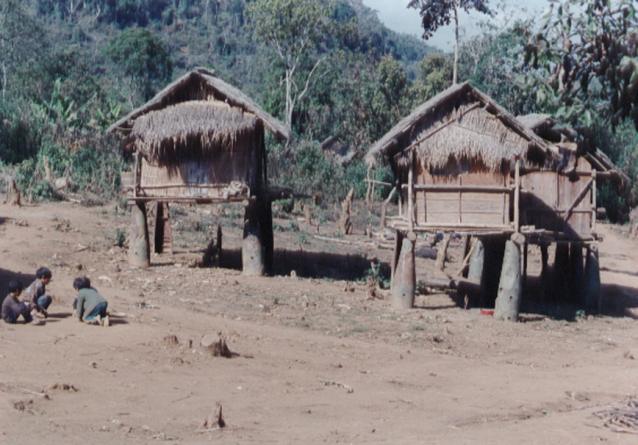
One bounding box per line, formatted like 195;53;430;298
2;280;42;325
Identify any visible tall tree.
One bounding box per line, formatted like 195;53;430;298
106;28;173;103
248;0;332;136
524;0;638;130
408;0;491;85
0;0;47;103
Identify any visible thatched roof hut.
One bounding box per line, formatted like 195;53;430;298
109;68;286;276
365;82;561;172
108;67;290;202
109;67;289;141
131;101;260;165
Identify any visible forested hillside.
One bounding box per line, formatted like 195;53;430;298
1;0;636;220
0;0;438;202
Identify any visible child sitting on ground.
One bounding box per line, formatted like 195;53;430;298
73;276;109;327
2;280;43;325
24;267;53;318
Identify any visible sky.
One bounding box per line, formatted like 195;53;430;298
362;0;550;50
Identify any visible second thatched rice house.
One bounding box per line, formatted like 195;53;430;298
366;82;624;319
108;67;290;275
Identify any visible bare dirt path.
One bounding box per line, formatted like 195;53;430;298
1;202;638;444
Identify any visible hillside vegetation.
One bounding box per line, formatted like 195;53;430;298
0;0;636;219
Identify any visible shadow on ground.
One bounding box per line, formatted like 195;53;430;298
448;272;638;321
217;248;389;281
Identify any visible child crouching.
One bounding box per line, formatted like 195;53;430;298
73;276;109;327
2;280;43;325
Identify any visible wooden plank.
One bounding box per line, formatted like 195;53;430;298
408;153;414;231
514;159;520;232
410;184;513;193
564;178;593;222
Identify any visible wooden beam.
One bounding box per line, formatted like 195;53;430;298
380;186;398;228
406;184;514;193
408;152;414;232
514;159;521;232
592;170;597;234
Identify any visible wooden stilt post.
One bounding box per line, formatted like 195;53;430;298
494;234;524;321
435;233;451;272
482;238;506;307
153;202;172;254
461;235;471;265
129;201;150;269
216;224;223;267
569;243;584;304
465;238;485;308
391;232;416;310
540;243;550;302
554;243;570;303
584;244;601;313
391;230;404;284
242;198;265;276
261;198;274;275
522;240;529;297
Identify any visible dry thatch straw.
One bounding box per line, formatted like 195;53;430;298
395;104;530;171
131;101;259;164
366;82;560;170
108;67;289;141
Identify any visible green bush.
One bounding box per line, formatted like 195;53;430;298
269;139;379;206
12;137;124;202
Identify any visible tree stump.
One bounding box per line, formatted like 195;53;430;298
128;201;150;269
391;232;416;310
242;199;265;276
584;245;601;312
494;237;523;322
6;179;21;206
338;188;354;235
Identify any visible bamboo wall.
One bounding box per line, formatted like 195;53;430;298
413;161;512;228
136;147;257;200
521;158;594;239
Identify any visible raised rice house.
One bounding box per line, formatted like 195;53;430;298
367;82;624;318
108;68;290;275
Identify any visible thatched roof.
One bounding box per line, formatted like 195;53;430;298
108;67;289;141
366;82;559;170
131;101;259;163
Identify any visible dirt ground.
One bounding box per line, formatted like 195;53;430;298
2;201;638;444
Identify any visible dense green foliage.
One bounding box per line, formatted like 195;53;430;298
0;0;635;220
0;0;432;205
